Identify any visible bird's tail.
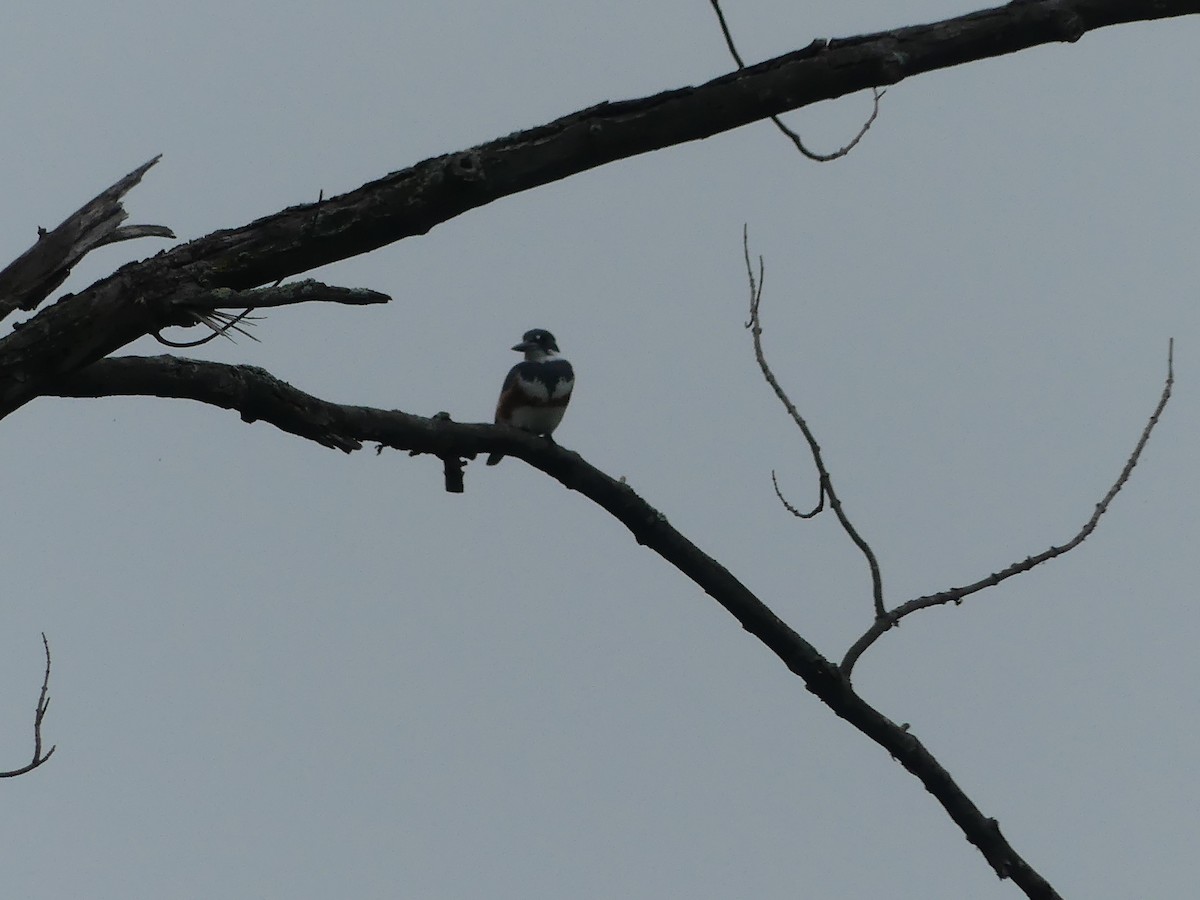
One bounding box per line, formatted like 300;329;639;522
485;452;504;466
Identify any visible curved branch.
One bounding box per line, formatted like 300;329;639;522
841;340;1175;676
771;469;823;518
48;354;584;466
0;633;56;779
708;0;885;161
2;2;1196;423
100;224;176;246
50;356;368;452
47;352;1061;897
138;0;1200;298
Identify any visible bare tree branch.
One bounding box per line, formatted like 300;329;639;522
50;356;368;452
101;224;176;245
707;0;750;68
2;2;1196;424
3;5;1190;892
192;280;391;311
0;157;173;321
46;352;1062;897
841;339;1175;676
0;633;56;778
708;0;885;161
770;468;823;518
48;354;576;483
744;229;886;619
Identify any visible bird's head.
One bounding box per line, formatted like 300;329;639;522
513;328;560;360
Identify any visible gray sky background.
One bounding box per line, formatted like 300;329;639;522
1;2;1196;898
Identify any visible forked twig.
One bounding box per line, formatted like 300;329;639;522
708;0;885;161
0;633;57;778
743;227;885;618
841;339;1176;676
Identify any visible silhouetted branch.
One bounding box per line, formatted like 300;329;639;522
192;280;391;311
0;157;173;321
3;7;1189;893
708;0;885;161
50;356;368;452
46;351;1061;897
841;339;1175;676
0;633;56;778
771;468;822;518
707;0;750;68
47;354;583;474
743;228;886;619
3;2;1197;423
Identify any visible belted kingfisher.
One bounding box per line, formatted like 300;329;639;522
486;328;574;465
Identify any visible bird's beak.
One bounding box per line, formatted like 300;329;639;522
512;340;536;352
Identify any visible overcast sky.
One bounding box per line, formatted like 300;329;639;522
1;2;1196;898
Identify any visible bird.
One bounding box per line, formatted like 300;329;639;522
486;328;574;465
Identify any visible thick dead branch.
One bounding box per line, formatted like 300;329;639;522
0;633;56;778
46;353;1060;897
744;230;886;619
841;339;1175;676
0;157;173;321
708;0;885;160
192;280;391;311
1;1;1196;424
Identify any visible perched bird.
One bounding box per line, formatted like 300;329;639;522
487;328;574;465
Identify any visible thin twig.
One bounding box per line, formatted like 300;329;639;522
841;339;1176;676
709;0;749;67
769;89;886;163
708;0;885;162
0;633;57;778
743;227;885;619
771;469;822;518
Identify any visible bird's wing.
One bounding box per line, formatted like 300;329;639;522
494;363;524;423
